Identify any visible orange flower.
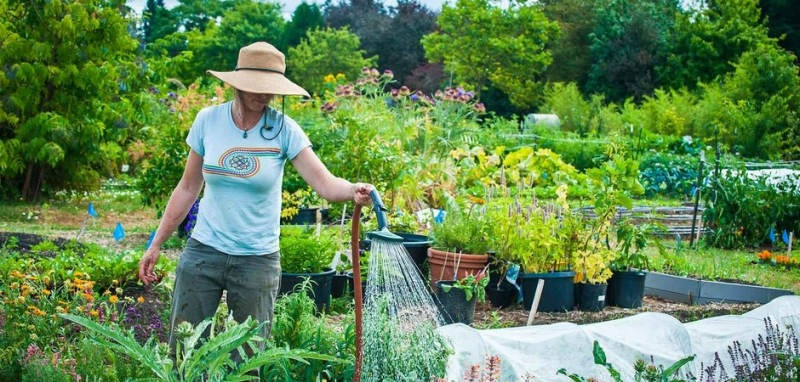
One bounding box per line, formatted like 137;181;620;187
109;295;119;304
82;293;95;302
42;289;51;296
90;310;99;317
137;296;145;304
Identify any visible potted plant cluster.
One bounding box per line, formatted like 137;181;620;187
488;186;577;312
428;199;490;292
435;269;489;325
279;226;337;312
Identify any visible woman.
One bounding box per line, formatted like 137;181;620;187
137;42;374;352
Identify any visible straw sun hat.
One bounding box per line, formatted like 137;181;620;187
207;42;310;97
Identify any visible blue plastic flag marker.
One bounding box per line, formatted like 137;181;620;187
113;223;125;242
87;202;98;218
542;172;547;180
146;231;156;249
784;230;790;245
434;209;445;224
770;227;776;243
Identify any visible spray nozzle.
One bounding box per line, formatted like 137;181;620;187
367;190;403;243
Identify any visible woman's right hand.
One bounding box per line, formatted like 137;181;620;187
138;248;161;286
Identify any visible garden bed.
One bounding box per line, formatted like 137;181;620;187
470;295;760;328
644;271;794;305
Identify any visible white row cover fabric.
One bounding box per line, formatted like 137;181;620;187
437;296;800;381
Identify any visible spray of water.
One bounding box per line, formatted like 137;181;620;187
361;240;449;381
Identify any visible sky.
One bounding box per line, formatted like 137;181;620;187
127;0;452;19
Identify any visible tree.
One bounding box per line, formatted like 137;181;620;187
542;0;596;89
587;0;678;103
759;0;800;57
660;0;777;90
383;0;438;84
182;0;286;83
287;27;377;95
323;0;390;59
0;0;150;200
422;0;560;109
284;1;325;50
143;0;178;45
171;0;226;32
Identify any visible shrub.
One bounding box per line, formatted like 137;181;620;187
703;170;800;249
279;227;337;273
638;152;698;198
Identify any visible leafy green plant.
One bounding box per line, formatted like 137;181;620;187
431;203;490;255
558;340;695;382
61;312;340;382
267;280;355;380
279;227;337;274
614;220;666;271
440;271;489;303
703;171;800;249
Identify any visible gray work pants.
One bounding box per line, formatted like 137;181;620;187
168;238;281;358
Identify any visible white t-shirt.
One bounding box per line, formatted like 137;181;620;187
186;101;312;255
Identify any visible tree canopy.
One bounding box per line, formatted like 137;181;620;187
422;0;560;109
0;0;156;200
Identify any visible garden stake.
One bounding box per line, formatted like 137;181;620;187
351;190;403;382
526;279;545;326
690;151;705;248
788;232;794;257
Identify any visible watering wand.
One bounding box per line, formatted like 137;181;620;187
351;190;403;382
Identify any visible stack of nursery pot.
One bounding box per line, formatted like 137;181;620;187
428;205;490;292
278;227;336;312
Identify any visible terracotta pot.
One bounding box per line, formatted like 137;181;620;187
428;248;489;292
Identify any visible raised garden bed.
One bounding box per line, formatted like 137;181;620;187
644;271;793;305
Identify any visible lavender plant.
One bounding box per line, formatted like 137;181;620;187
694;318;799;382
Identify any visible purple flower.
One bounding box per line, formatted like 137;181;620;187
168;91;176;98
390;88;399;98
382;70;394;79
361;67;370;74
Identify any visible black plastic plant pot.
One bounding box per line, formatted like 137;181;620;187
576;283;607;312
519;271;576;312
284;207;318;225
607;270;647;309
363;233;432;273
435;280;478;325
279;268;335;313
346;272;368;304
485;282;515;309
331;273;349;299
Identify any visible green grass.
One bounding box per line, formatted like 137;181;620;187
647;241;800;294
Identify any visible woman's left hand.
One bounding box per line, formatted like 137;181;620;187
353;183;375;206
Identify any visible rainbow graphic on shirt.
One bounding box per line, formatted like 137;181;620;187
202;147;281;178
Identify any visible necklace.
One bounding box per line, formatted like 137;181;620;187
233;100;265;139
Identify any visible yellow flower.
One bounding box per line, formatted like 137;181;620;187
82;293;95;302
109;295;119;304
16;296;25;304
112;279;119;285
42;276;50;284
73;271;84;277
137;296;145;304
90;310;99;317
42;289;51;296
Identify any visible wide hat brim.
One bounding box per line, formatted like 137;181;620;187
207;70;310;97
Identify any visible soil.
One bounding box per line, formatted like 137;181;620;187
470;296;761;328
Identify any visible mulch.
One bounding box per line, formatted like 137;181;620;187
470;295;761;328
